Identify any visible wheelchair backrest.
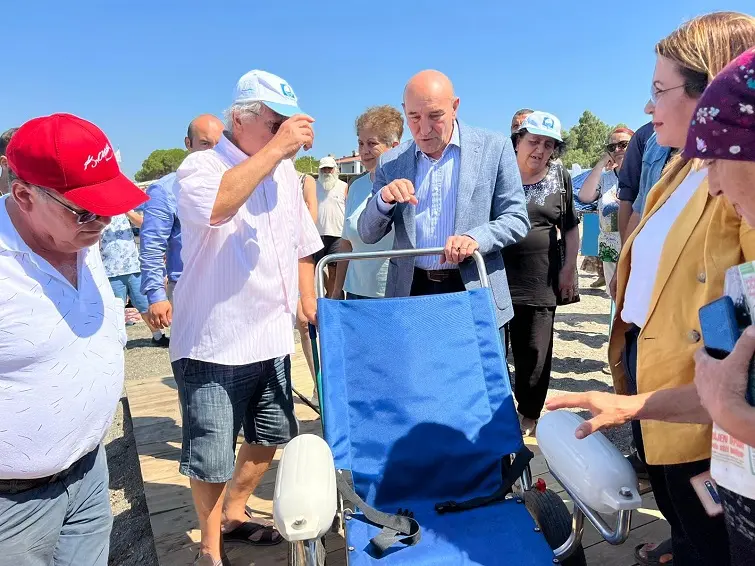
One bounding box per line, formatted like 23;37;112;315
317;288;523;510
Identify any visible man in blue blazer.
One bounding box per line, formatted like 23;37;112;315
358;70;529;329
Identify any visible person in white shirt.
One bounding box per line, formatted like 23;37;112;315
0;113;148;566
0;128;18;196
171;70;321;566
333;105;403;299
313;156;347;297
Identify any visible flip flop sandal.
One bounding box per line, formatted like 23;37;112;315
223;521;283;547
193;553;231;566
634;538;674;565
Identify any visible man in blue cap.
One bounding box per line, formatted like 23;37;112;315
171;70;322;566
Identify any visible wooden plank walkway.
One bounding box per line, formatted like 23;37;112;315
126;345;669;566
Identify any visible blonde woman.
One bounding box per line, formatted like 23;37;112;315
548;12;755;566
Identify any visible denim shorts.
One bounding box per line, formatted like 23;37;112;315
109;273;149;314
172;356;299;483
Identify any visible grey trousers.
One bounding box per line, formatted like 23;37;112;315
0;445;111;566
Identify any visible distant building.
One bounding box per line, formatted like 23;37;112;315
335;151;364;176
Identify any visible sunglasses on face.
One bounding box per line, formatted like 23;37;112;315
606;140;630;153
256;112;286;135
38;187;99;224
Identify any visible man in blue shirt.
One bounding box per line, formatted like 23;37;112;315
140;115;223;332
617;122;673;241
617;122;654;240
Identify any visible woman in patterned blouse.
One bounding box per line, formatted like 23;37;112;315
503;111;580;436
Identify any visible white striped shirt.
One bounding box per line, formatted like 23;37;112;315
377;122;461;270
170;135;323;365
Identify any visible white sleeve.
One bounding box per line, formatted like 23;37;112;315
175;153;227;228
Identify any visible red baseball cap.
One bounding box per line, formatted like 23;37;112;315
5;113;148;216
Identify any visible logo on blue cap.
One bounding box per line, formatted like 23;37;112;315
281;83;295;99
542;117;555;130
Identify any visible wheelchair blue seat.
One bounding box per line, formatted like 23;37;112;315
346;499;554;565
317;288;557;565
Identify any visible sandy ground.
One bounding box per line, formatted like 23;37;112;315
106;267;628;565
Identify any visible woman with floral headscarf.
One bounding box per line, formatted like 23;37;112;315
686;46;755;563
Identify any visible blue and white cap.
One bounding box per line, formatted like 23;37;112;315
519;111;563;142
232;70;302;117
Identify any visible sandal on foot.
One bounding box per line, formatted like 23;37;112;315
634;539;673;565
194;553;229;566
223;521;283;547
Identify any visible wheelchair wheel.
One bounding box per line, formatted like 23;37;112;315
287;537;327;565
523;488;587;566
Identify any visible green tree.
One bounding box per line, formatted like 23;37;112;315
294;155;319;175
134;148;189;182
561;110;612;169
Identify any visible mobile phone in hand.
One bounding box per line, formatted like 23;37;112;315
690;471;723;516
699;296;741;360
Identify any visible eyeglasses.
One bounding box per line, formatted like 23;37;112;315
606;140;630;153
650;84;686;104
38;187;99;224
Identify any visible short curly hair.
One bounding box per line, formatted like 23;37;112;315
355;106;404;146
511;130;566;163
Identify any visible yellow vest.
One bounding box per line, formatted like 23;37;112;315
609;161;755;465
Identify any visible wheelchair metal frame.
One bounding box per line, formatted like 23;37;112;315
304;247;630;564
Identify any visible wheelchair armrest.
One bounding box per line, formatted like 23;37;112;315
536;411;642;546
273;434;337;542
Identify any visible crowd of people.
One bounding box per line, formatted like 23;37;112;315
0;9;754;566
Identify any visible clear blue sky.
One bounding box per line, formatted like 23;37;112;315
2;1;752;177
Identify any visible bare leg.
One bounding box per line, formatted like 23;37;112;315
591;260;606;287
296;300;317;387
324;264;337;298
190;478;226;562
222;442;277;540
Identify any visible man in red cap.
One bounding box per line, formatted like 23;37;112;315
0;113;147;566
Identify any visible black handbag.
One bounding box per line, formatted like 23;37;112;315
556;166;580;306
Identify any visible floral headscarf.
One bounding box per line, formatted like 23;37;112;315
684;47;755;162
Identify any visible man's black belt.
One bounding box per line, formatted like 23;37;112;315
415;268;460;283
0;458;79;494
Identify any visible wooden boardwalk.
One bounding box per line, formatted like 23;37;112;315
125;345;669;566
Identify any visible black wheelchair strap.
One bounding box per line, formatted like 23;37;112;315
434;445;534;514
336;471;421;556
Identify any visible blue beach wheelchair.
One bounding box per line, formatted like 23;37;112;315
273;249;642;565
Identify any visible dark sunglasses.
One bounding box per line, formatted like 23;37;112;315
267;120;285;135
39;187;100;224
257;112;286;135
606;140;630;153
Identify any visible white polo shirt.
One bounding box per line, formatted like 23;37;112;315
0;196;127;479
170;135;322;365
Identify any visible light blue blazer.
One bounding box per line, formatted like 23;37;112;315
358;121;529;327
